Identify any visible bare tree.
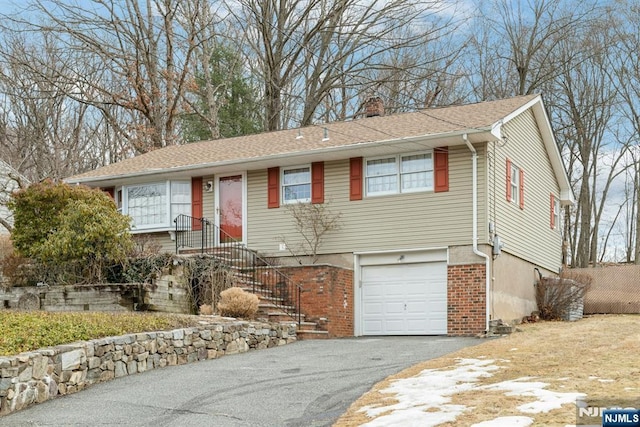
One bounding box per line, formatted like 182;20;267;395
230;0;464;130
608;0;640;264
0;31;111;182
468;0;633;266
4;0;214;154
551;20;623;267
469;0;600;98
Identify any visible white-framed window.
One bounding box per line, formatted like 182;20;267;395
115;188;123;214
510;162;520;206
365;152;433;196
366;157;397;195
553;196;561;230
170;181;191;220
282;166;311;204
401;153;434;192
121;180;191;230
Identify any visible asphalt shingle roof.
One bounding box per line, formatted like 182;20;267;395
67;94;539;182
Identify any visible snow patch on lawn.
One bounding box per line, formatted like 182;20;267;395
483;378;586;413
360;358;500;427
360;358;584;426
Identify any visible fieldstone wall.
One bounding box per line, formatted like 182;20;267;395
0;319;296;417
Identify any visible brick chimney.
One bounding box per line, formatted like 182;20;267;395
364;97;384;117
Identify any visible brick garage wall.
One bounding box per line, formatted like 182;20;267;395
448;264;486;336
278;265;353;337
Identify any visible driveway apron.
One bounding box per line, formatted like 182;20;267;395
1;336;479;427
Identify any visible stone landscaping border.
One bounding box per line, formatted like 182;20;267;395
0;318;297;416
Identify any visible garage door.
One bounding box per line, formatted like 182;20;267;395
361;262;447;335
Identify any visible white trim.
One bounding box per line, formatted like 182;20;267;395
364;150;434;197
214;172;247;245
124;180;192;231
553;196;561;231
509;162;521;206
353;247;449;336
65;129;485;185
493;95;575;206
281;164;312;204
400;151;434;193
364;155;397;196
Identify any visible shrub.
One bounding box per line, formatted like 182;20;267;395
184;256;237;313
131;234;163;257
535;272;592;320
8;180;133;283
199;304;214;315
1;252;38;288
217;287;259;319
0;234;12;259
280;202;341;264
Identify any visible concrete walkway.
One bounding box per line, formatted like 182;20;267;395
1;336;478;427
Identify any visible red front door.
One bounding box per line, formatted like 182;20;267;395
218;175;243;242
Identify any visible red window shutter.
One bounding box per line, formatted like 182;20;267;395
191;177;203;230
506;158;512;202
311;162;324;204
349;157;363;201
550;194;555;229
434;147;449;193
519;169;525;209
268;167;280;208
103;187;115;199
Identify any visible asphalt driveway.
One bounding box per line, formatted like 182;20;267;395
1;336;478;427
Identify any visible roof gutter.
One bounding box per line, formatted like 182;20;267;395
463;133;491;333
65;128;494;185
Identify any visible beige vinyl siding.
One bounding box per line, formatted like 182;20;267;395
135;232;175;253
491;109;562;271
201;175;215;219
247;145;487;256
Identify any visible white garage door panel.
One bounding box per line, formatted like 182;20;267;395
362;261;447;335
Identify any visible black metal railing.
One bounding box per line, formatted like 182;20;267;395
174;214;302;324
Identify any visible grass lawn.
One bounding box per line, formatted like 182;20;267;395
335;314;640;427
0;311;202;356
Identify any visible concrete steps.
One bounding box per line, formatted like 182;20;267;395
248;281;327;340
180;247;328;339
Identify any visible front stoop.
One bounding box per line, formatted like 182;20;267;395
295;320;329;339
249;291;329;340
193;247;330;340
296;329;330;339
257;304;329;340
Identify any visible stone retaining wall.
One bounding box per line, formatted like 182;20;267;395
0;319;297;416
1;283;142;312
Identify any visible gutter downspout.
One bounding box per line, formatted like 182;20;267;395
463;133;491;333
